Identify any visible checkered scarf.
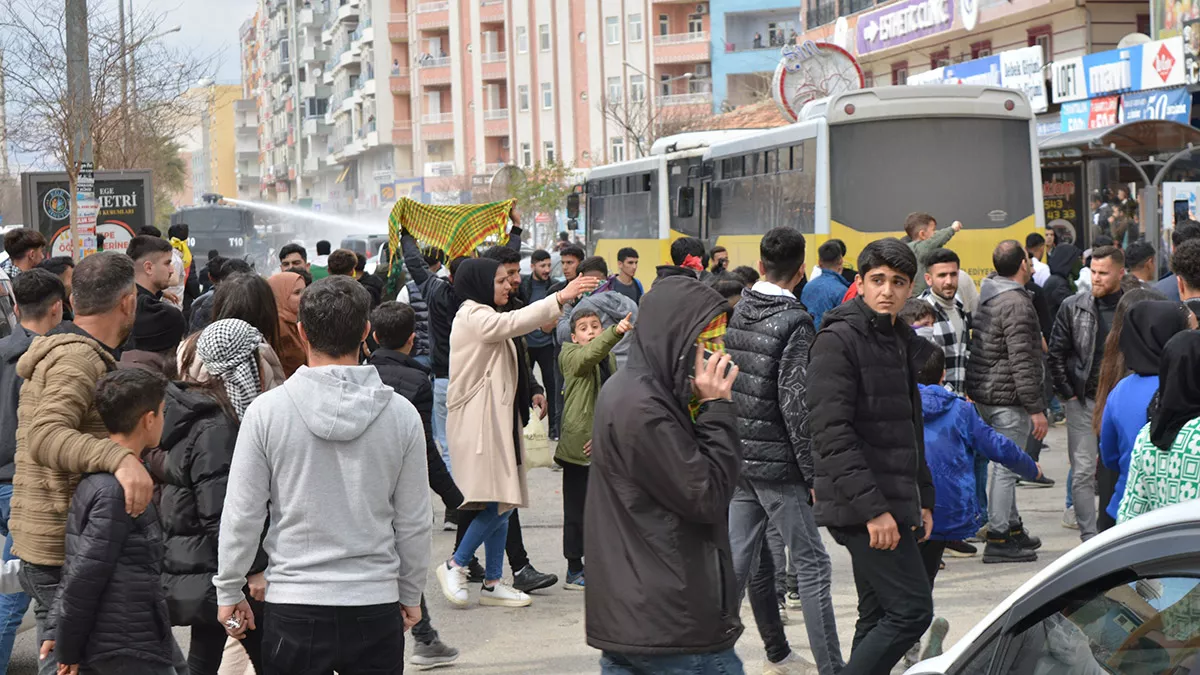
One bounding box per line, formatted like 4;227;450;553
387;197;515;260
196;319;264;419
919;290;970;395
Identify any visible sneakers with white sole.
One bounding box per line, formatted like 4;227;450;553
479;581;532;607
435;562;470;608
411;639;460;667
762;651;819;675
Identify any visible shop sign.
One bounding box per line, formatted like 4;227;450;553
907;46;1047;112
1042;167;1084;235
1120;86;1192;124
856;0;954;55
1051;36;1184;103
1058;97;1119;132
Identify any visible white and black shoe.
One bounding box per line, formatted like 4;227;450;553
479;581;532;607
435;562;470;608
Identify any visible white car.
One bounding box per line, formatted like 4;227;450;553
906;501;1200;675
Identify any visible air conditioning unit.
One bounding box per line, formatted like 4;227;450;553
696;3;708;14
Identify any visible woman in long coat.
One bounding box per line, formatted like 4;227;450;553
434;257;594;609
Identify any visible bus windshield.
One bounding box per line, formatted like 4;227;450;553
829;117;1034;233
587;171;658;240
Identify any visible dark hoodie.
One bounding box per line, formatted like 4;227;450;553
0;325;38;481
585;275;744;655
655;264;700;281
1044;243;1082;320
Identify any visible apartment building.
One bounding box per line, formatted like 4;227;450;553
236;17;263;200
168;84;241;209
241;0;718;212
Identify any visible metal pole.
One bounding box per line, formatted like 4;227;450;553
119;0;128;159
1147;144;1196;278
128;0;136;114
65;0;93;259
0;50;10;178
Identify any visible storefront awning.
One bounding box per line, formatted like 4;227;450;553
1039;120;1200;159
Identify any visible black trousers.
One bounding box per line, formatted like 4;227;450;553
830;526;934;675
189;614;264;675
561;461;589;562
261;602;404;675
455;507;530;572
528;344;559;435
411;595;437;646
918;540;947;589
1097;464;1118;532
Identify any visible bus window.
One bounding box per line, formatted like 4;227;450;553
765;149;779;174
710;138;817;236
791;144;804;172
640;173;652;192
588;171;657;240
668;156;704;238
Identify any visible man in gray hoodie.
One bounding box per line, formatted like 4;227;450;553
215;276;430;674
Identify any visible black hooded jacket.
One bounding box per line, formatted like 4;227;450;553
1044;244;1081;321
807;297;936;530
0;325;37;482
585;276;743;656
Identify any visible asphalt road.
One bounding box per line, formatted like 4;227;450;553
9;423;1084;674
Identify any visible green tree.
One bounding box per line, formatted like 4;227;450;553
502;162;577;238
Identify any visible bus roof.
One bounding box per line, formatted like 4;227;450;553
586;156;663;181
705;121;821;161
649;129;765;155
809;85;1035;124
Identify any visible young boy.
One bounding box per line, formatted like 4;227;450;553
51;369;174;675
556;308;632;589
905;212;963;295
900;298;936;330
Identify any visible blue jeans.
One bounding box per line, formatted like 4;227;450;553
414;355;432;369
601;648;744;674
0;483;28;673
432;378;451;474
452;503;510;582
1066;467;1074;509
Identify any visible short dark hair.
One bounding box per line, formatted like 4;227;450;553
95;369;167;435
205;256;227;282
903;212;936;239
355;252;367;273
817;241;842;265
137;225;162;237
292;267;313;286
422;246;447;268
570;308;602;333
327;249;358;276
37;256;75;277
531;249;551;264
1025;232;1046;250
924;248;960;270
299;276;372;358
857;238;917;281
916;341;946;386
670;237;706;266
993;240;1027;277
279;243;307;262
1174;220;1200;247
617;247;639;262
711;276;744;301
759;227;806;282
1124;241;1155;270
482;245;521;265
731;265;759;285
3;228;46;261
72;252;136;316
127;235;173;262
167;223;189;241
829;239;847;257
214;258;253;283
207;249;221;261
371;301;416;349
213;273;279;350
12;268;66;320
1091;245;1125;267
578;256;609;277
560;245;585;262
899;298;935;326
710;245;727;257
316;240;332;256
1173;239;1200;290
448;256;470;277
1093;235;1115;249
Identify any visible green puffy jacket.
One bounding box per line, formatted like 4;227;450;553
556;326;622;466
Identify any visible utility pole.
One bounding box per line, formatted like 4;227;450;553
119;0;129;159
0;50;10;178
65;0;96;259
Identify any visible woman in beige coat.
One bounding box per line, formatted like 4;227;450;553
435;257;595;610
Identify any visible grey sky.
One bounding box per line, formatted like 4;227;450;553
152;0;256;84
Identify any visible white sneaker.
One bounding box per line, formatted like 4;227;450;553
763;652;818;675
1062;507;1079;530
435;562;470;608
479;581;532;607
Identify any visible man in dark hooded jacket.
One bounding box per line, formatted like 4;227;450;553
1043;243;1082;321
586;276;744;670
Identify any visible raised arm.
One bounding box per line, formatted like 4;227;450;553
460;295;564;344
401;231;432;287
559;325;623;377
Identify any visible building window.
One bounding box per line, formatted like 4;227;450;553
539;24;551;52
658;14;669;36
520;142;532;167
544;141;556;163
628;14;643;42
517;85;530;111
607;76;622;102
630;74;645;102
806;0;835;30
516;26;528;53
1137;14;1151;35
687;13;703;34
660;73;671;96
930;48;950;69
605;16;620;44
891;62;907;86
541;82;553;109
863;71;874;87
611;137;625;163
971;40;992;59
1028;25;1052;64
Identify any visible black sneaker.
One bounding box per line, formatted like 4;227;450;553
1019;475;1056;488
1009;523;1042;551
945;540;978;558
466;559;487;584
513;564;558;593
982;531;1037;564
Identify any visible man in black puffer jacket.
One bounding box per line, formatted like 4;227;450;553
808;238;936;675
966;241;1048;564
725;228;842;675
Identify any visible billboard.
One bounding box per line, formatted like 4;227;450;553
20;171;153;256
1051;36;1185;102
907;45;1047;112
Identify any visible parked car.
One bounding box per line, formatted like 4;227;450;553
907;501;1200;675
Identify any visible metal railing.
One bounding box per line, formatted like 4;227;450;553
417;56;452;68
481;51;507;63
483;108;508;120
653;31;709;45
390;65;410;76
417;1;449;11
421;112;454;124
480;0;503;5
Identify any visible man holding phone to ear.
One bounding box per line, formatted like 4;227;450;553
808;238;938;675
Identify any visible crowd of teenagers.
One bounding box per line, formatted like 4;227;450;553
0;205;1193;675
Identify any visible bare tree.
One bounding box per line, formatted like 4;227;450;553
599;95;712;158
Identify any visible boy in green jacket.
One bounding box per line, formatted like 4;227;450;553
556;308;633;590
906;212;963;295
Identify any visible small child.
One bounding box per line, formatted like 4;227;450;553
900;298;936;329
556;309;632;590
49;369;176;675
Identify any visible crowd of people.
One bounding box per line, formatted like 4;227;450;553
0;200;1193;675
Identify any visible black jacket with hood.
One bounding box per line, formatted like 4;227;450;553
807;297;936;530
0;325;37;482
585;275;743;655
1043;244;1081;321
965;275;1046;414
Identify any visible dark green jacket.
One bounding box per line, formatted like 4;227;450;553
556;326;622;466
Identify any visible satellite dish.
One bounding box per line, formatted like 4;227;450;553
1117;33;1152;49
490;165;526;193
773;41;864;123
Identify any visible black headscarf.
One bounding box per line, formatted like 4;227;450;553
1121;301;1191;376
453;258;501;308
1149;330;1200;450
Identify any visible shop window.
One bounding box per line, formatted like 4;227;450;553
891;62;908;86
930;48;950;69
1028;26;1052;64
971;40;992;59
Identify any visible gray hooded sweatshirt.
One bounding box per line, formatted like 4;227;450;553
214;365;431;608
555;291;639;369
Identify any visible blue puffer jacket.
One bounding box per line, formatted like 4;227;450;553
920;384;1040;541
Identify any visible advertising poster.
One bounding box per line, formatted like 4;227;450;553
1060;100;1091;132
1042;167;1085;238
1120;87;1192;123
32;177;146;255
1156;0;1198;40
856;0;954;55
1186;18;1200;84
1088;96;1120;128
908;46;1047;112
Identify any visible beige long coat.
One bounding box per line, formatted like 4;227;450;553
447;295;562;512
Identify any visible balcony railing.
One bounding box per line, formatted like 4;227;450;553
657;92;713;107
653;31;709;45
421;112;454;124
417;56;451;68
417;1;449;11
480;0;503;5
390;65;409;76
481;51;506;63
483;108;508;120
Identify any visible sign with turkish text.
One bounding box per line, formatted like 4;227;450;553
856;0;954;55
1060;100;1091;132
906;46;1047;112
1051;36;1185;102
1089;96;1120;128
1120;86;1192;124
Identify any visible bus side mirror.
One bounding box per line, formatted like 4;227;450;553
677;186;695;218
566;193;580;218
